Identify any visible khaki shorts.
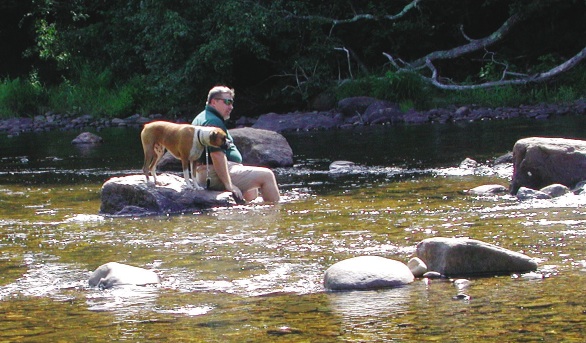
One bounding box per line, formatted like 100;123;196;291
196;161;265;192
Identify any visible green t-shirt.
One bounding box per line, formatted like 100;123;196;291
191;105;243;163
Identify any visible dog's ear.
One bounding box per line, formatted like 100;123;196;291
209;130;227;147
210;130;221;142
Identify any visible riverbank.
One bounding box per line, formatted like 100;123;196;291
1;99;584;136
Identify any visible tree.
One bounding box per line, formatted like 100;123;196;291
18;0;586;114
284;0;586;90
382;2;586;89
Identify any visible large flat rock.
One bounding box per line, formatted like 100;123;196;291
100;173;234;216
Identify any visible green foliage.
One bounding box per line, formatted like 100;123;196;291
0;72;47;118
4;0;585;117
442;66;586;108
447;85;524;107
47;65;145;117
334;71;431;109
0;65;147;118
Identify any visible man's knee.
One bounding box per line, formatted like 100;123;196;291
251;167;274;181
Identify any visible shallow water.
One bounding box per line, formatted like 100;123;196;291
1;116;586;342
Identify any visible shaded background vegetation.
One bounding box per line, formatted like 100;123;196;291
0;0;585;119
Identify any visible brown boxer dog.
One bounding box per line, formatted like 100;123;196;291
140;121;229;188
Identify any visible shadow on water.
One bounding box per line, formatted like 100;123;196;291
1;115;586;341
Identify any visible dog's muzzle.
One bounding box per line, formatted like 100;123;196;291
220;139;233;150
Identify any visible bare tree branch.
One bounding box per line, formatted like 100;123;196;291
419;46;586;90
335;47;354;79
382;0;422;21
408;12;525;68
285;0;423;25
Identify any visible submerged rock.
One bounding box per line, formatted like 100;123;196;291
71;132;103;144
468;184;508;195
328;160;357;172
416;237;538;277
324;256;414;290
516;187;551;200
89;262;160;289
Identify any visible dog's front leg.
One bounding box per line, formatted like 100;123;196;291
182;167;193;188
189;161;203;190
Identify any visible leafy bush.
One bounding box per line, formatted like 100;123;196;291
334;71;431;109
0;72;47;118
47;66;146;117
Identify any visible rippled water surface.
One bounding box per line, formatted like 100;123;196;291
1;116;586;342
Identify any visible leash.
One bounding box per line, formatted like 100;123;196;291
205;145;211;189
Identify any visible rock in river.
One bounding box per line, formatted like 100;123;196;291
324;256;414;291
511;137;586;194
99;173;235;216
89;262;160;289
416;237;538;277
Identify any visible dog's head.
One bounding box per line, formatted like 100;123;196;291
198;126;231;149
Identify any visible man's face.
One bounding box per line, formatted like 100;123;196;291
210;93;234;119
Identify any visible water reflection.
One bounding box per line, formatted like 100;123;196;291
86;285;161;316
327;288;412;317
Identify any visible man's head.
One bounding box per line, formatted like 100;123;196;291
207;86;235;120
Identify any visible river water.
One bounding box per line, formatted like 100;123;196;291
1;116;586;342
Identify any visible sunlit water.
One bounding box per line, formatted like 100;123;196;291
1;116;586;342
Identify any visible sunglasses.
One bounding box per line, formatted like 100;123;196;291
215;98;234;106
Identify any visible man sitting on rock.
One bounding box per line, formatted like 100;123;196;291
192;85;280;203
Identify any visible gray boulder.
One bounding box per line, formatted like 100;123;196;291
324;256;414;290
416;237;538;276
99;173;234;216
511;137;586;194
337;96;378;117
540;183;571;197
89;262;160;289
230;127;294;167
362;100;402;125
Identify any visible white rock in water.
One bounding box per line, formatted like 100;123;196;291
89;262;160;289
324;256;414;290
